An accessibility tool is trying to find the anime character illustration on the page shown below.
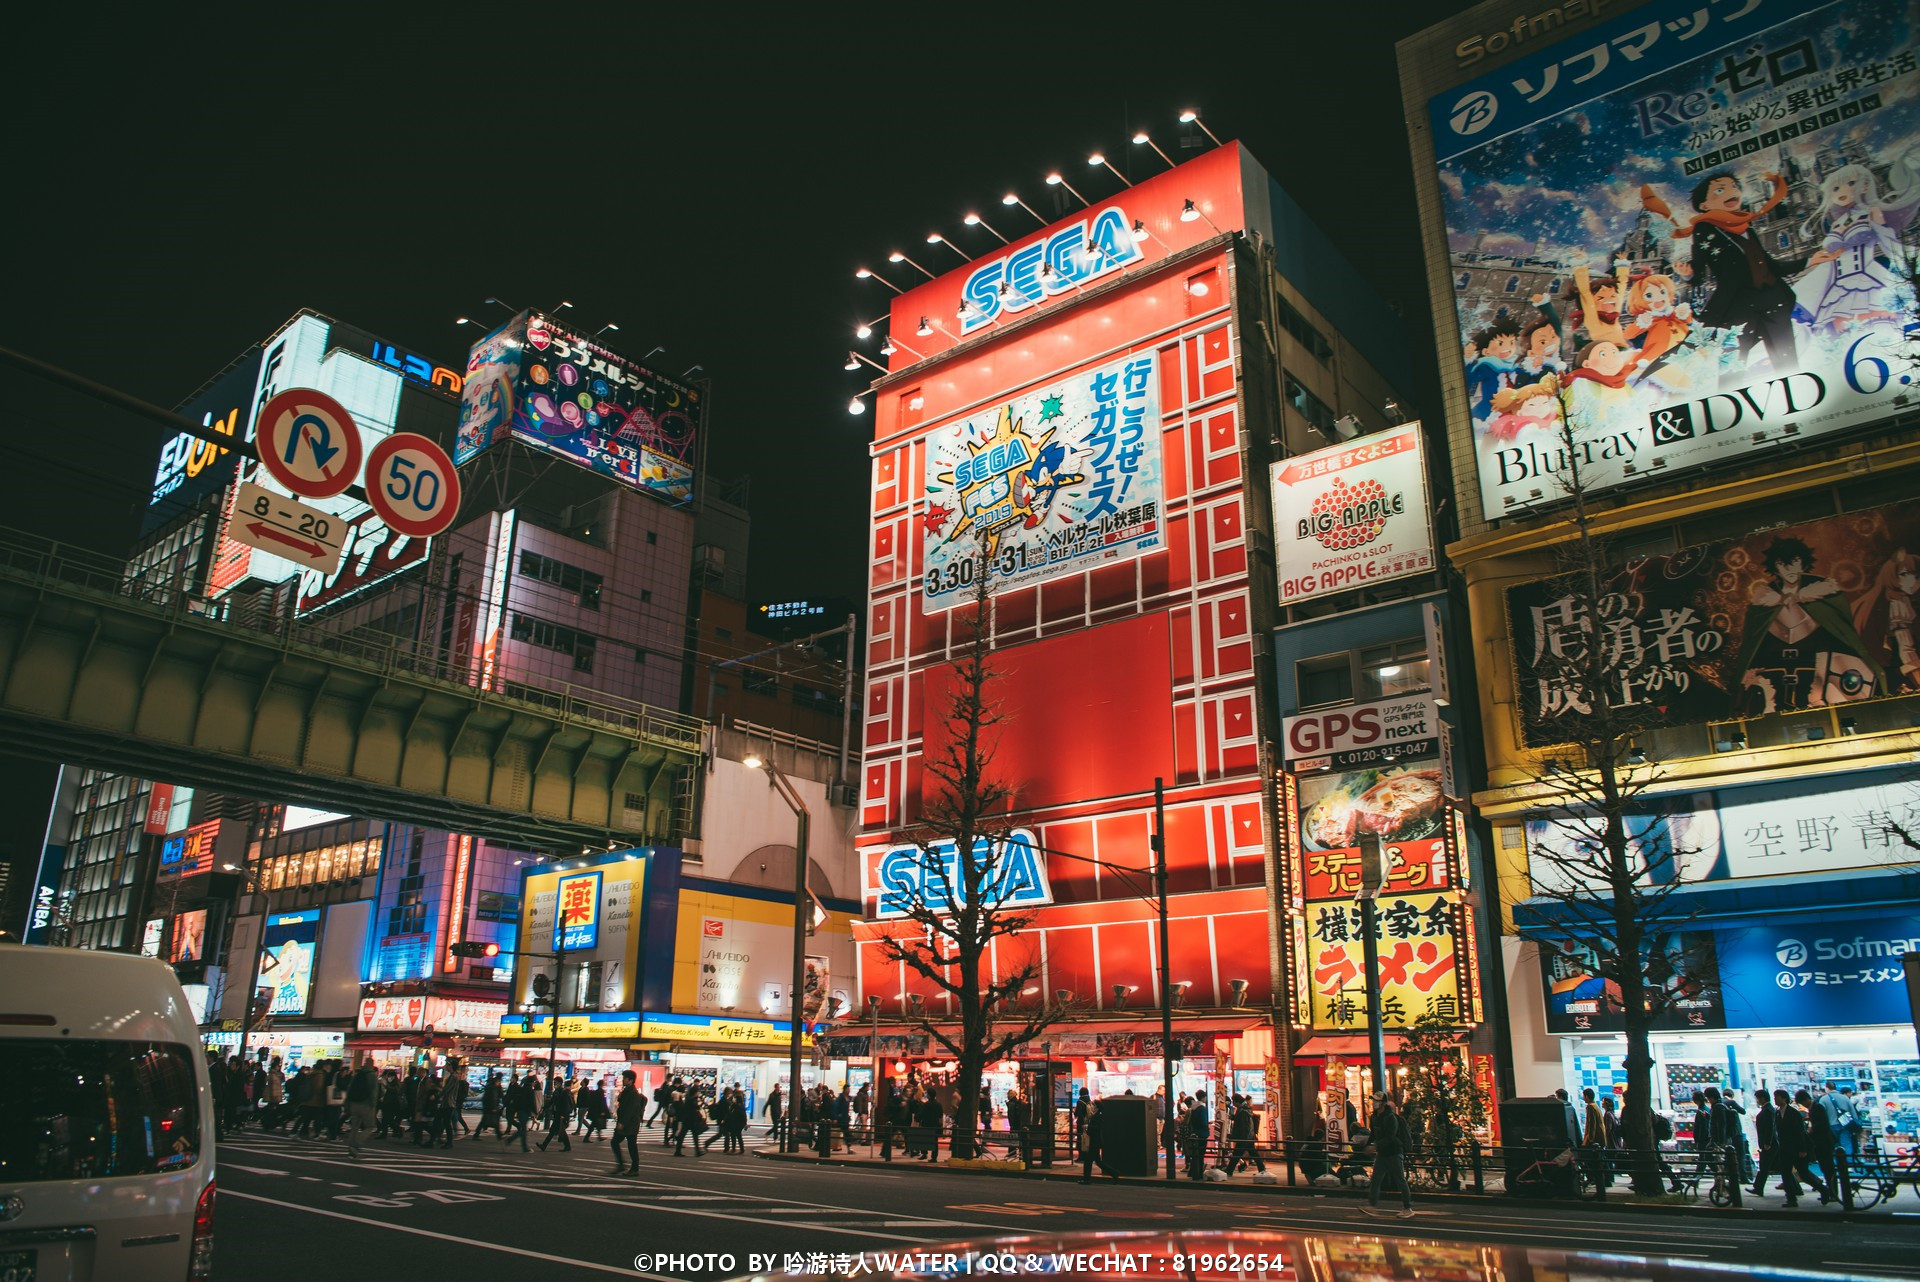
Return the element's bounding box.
[1624,273,1693,364]
[1465,319,1522,420]
[1794,160,1920,335]
[1485,373,1562,442]
[1569,259,1631,346]
[1518,314,1565,378]
[1735,536,1885,716]
[1642,171,1837,380]
[456,362,516,459]
[1562,339,1646,422]
[1015,439,1084,528]
[1852,547,1920,695]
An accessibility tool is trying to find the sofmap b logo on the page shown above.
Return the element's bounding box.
[1450,90,1498,136]
[1775,938,1808,968]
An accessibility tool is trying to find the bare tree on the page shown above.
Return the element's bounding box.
[1504,385,1717,1194]
[873,539,1062,1160]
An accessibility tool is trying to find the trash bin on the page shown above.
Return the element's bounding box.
[1097,1096,1162,1178]
[1498,1097,1582,1197]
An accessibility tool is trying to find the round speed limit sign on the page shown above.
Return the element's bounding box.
[364,433,462,538]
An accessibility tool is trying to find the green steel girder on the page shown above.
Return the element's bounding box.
[0,552,702,851]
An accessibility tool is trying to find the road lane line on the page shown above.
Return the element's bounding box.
[220,1144,1031,1240]
[223,1190,669,1277]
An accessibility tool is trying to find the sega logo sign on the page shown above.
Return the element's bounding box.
[873,828,1053,920]
[1282,694,1439,763]
[959,206,1142,333]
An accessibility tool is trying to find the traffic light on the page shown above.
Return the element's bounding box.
[450,941,500,959]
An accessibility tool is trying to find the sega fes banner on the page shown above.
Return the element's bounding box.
[1428,0,1920,515]
[1272,424,1434,605]
[921,351,1162,612]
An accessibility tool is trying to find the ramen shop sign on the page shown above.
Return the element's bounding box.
[1283,694,1440,769]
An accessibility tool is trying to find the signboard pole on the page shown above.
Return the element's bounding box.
[1356,834,1390,1107]
[1154,777,1176,1183]
[547,934,567,1091]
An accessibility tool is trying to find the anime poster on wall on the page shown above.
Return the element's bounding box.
[1428,0,1920,516]
[1507,497,1920,744]
[920,351,1162,612]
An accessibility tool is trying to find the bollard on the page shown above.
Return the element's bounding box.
[1725,1145,1743,1208]
[1835,1148,1852,1214]
[1288,1140,1297,1186]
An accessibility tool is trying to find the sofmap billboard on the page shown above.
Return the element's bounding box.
[1716,908,1920,1027]
[455,312,699,503]
[1429,0,1920,515]
[1271,424,1436,606]
[1507,497,1920,745]
[920,351,1162,612]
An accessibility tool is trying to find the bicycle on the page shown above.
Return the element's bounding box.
[1508,1147,1586,1198]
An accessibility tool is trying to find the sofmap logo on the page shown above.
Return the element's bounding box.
[1450,90,1498,137]
[1775,938,1808,968]
[959,206,1142,333]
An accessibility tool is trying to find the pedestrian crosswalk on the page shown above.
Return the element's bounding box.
[219,1137,1030,1242]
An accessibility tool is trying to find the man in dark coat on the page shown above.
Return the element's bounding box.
[1079,1099,1118,1183]
[610,1070,642,1175]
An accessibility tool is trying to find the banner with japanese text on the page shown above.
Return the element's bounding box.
[1428,0,1920,515]
[920,350,1162,612]
[1507,497,1920,745]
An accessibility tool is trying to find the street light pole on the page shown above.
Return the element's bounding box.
[547,935,568,1092]
[1356,834,1389,1104]
[747,751,811,1154]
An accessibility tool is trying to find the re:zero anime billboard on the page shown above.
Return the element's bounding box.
[1429,0,1920,516]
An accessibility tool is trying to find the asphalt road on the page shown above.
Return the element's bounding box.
[213,1128,1920,1280]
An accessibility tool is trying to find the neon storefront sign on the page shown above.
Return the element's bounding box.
[958,206,1142,333]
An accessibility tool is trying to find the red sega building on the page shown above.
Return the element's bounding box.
[851,141,1414,1133]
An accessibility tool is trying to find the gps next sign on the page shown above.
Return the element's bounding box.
[872,829,1053,920]
[1283,695,1442,770]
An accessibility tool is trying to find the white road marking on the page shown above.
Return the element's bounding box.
[222,1163,289,1175]
[223,1189,669,1278]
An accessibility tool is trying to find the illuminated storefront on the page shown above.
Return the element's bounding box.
[850,140,1419,1137]
[1399,0,1920,1113]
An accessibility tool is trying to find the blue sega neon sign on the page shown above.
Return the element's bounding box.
[874,828,1053,920]
[959,206,1143,333]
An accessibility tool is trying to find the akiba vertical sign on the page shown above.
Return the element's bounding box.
[1271,424,1435,606]
[1429,0,1920,514]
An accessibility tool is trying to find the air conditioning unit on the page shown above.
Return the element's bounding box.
[826,783,859,808]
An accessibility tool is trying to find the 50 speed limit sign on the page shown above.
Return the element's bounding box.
[364,433,462,538]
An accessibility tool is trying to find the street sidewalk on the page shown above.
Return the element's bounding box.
[751,1142,1915,1221]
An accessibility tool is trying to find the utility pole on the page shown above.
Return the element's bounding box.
[1356,833,1389,1104]
[1154,777,1175,1183]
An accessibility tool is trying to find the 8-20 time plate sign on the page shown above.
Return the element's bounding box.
[920,350,1162,612]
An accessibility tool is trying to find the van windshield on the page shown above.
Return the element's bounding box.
[0,1039,202,1182]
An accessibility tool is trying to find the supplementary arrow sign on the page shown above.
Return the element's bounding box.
[244,521,328,559]
[294,412,340,469]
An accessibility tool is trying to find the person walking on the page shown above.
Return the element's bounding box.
[580,1077,609,1141]
[610,1069,643,1176]
[322,1062,346,1139]
[344,1060,378,1159]
[1183,1091,1211,1180]
[662,1077,686,1147]
[1750,1088,1779,1195]
[764,1084,785,1145]
[473,1072,504,1140]
[1584,1088,1612,1190]
[1368,1092,1414,1217]
[648,1077,673,1129]
[264,1057,287,1132]
[1225,1094,1266,1175]
[1079,1098,1118,1182]
[289,1065,318,1139]
[538,1076,574,1152]
[674,1086,709,1157]
[881,1087,909,1162]
[1799,1089,1837,1203]
[1772,1088,1820,1207]
[1005,1089,1031,1162]
[914,1088,944,1162]
[502,1073,535,1152]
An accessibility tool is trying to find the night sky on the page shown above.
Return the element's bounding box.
[0,5,1472,897]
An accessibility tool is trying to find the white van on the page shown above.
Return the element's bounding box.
[0,943,216,1281]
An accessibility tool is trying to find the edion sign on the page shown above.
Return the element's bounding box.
[1283,694,1440,763]
[959,206,1143,333]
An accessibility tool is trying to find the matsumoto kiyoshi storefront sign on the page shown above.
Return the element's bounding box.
[921,351,1162,612]
[1508,496,1920,745]
[1271,424,1436,606]
[1428,0,1920,514]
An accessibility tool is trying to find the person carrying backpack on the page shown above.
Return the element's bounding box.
[1367,1092,1414,1216]
[344,1060,378,1159]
